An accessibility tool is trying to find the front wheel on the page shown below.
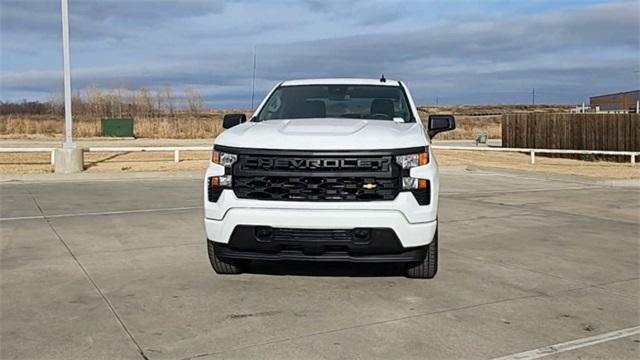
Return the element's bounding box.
[207,240,247,274]
[406,229,438,279]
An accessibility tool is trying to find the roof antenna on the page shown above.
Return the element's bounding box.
[380,74,386,83]
[250,45,257,109]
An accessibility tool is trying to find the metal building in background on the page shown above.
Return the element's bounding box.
[589,90,640,113]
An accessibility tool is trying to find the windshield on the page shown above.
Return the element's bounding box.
[256,85,414,122]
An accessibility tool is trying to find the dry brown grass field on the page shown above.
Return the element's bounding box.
[0,110,248,139]
[0,105,572,140]
[415,104,572,140]
[416,104,572,115]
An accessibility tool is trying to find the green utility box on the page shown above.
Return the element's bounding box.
[101,117,134,137]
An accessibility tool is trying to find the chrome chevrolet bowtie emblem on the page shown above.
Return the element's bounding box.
[362,183,377,190]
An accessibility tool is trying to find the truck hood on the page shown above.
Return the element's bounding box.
[214,118,428,150]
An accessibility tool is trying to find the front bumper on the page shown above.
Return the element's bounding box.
[204,205,437,248]
[209,224,432,262]
[212,242,428,263]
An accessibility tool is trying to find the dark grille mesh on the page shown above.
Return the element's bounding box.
[234,176,398,201]
[233,154,401,202]
[271,228,353,242]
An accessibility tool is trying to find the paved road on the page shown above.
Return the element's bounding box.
[1,167,638,359]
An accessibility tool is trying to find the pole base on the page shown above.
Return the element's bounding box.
[54,148,84,173]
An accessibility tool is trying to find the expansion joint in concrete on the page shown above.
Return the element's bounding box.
[25,186,149,360]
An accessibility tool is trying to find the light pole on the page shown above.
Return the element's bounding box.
[55,0,84,172]
[61,0,73,148]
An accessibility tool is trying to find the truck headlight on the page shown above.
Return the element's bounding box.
[396,149,429,190]
[395,149,430,205]
[395,151,428,170]
[211,150,237,167]
[402,177,428,190]
[209,150,237,202]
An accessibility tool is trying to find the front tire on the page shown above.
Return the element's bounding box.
[207,240,246,274]
[406,229,438,279]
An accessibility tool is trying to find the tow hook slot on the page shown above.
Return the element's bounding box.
[255,226,273,241]
[352,228,371,243]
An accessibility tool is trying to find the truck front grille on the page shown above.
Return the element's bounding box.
[232,153,401,202]
[234,176,399,201]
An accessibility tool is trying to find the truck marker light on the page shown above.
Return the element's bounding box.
[209,176,233,187]
[402,177,428,190]
[419,151,429,165]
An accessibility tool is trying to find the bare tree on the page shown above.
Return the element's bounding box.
[8,85,211,119]
[124,88,138,116]
[115,87,123,117]
[86,86,106,116]
[165,86,175,116]
[156,86,174,116]
[47,91,64,115]
[155,88,163,115]
[138,87,154,116]
[185,87,204,115]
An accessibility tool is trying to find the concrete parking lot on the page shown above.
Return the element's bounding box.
[1,167,638,359]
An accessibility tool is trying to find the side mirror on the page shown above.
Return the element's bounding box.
[427,114,456,138]
[223,113,247,129]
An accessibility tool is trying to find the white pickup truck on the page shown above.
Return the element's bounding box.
[203,78,455,278]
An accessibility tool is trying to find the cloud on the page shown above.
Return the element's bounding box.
[0,0,226,41]
[295,0,403,25]
[249,0,639,102]
[264,1,637,64]
[1,0,638,105]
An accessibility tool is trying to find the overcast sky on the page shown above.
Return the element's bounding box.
[1,0,638,107]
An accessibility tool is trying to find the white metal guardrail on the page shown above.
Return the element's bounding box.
[1,146,638,166]
[0,148,58,165]
[85,146,211,163]
[431,146,639,165]
[0,146,211,165]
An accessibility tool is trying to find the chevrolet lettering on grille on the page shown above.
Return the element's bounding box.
[243,157,390,171]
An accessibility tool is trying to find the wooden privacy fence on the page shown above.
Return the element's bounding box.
[502,113,640,151]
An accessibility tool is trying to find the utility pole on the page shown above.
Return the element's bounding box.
[435,96,439,105]
[532,88,535,105]
[56,0,83,173]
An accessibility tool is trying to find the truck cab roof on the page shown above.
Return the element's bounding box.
[280,78,401,87]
